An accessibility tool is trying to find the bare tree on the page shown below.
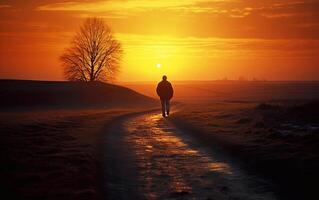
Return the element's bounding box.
[60,17,122,82]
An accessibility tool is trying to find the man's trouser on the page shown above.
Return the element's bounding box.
[161,99,170,116]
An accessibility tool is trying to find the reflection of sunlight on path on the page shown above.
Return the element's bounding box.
[148,114,232,175]
[123,113,274,199]
[126,114,192,199]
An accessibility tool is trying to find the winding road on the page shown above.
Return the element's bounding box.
[103,112,277,200]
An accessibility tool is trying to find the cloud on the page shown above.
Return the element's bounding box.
[0,4,11,9]
[33,0,255,21]
[36,0,236,14]
[258,1,319,18]
[260,13,297,18]
[35,0,319,21]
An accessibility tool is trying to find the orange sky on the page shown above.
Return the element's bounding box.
[1,0,319,81]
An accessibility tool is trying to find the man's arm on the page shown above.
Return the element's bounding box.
[156,83,160,96]
[169,83,174,99]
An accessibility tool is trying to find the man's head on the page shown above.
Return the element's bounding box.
[162,75,167,81]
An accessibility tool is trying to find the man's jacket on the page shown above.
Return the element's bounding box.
[156,80,173,100]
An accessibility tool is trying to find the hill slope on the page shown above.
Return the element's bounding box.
[0,80,156,110]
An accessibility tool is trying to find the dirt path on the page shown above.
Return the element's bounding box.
[102,112,277,200]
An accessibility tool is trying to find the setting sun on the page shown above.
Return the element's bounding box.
[156,63,161,69]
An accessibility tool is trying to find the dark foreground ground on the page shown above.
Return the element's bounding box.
[171,101,319,200]
[2,101,318,199]
[0,109,150,199]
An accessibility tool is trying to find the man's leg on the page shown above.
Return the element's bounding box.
[166,100,170,116]
[161,100,166,117]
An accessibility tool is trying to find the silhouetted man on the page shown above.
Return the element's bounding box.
[156,75,174,117]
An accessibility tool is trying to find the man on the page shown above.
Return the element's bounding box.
[156,75,174,117]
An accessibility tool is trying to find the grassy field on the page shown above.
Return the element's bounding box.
[171,101,319,199]
[0,109,145,199]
